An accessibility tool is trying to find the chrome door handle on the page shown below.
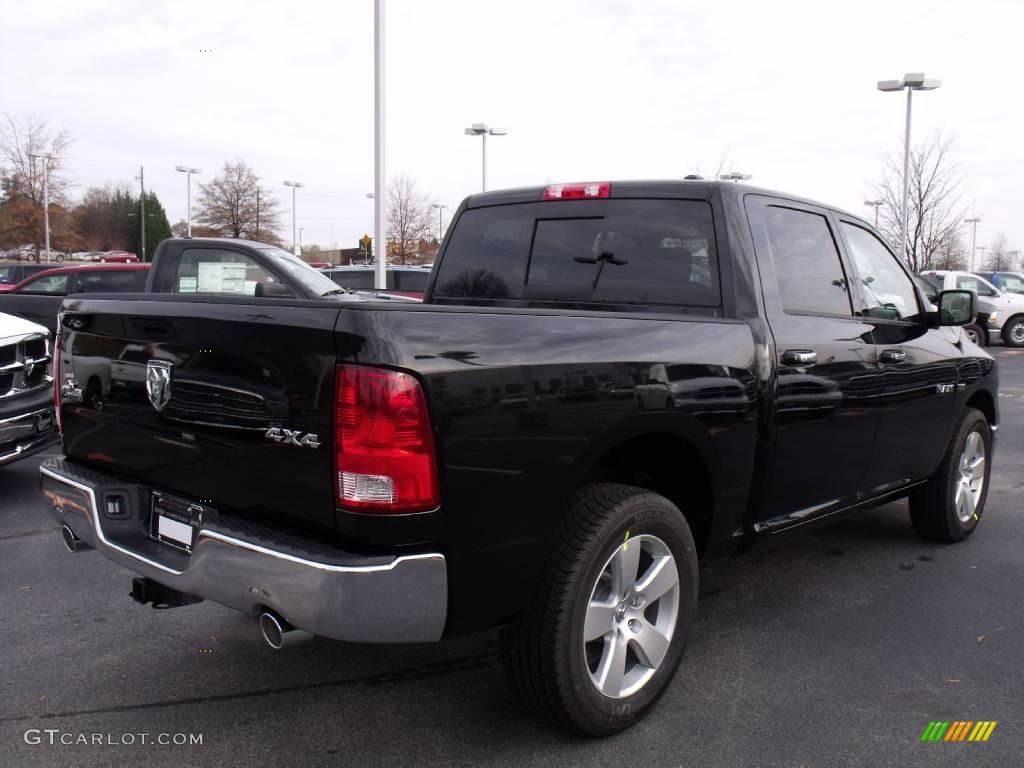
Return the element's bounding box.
[879,350,906,363]
[782,350,817,365]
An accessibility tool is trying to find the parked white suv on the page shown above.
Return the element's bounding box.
[920,270,1024,347]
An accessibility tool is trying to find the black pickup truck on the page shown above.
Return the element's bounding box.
[39,181,998,735]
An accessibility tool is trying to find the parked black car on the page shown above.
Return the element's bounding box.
[40,181,997,735]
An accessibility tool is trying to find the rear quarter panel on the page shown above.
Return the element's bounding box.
[336,304,759,632]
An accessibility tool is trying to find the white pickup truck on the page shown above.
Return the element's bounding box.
[0,311,57,466]
[920,270,1024,347]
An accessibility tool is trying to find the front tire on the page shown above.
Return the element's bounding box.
[963,323,985,346]
[909,407,992,542]
[501,483,699,736]
[1002,316,1024,348]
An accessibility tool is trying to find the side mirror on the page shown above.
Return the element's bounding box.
[936,290,976,326]
[254,281,294,298]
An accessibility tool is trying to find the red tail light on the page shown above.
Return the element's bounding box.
[52,333,62,433]
[334,364,439,513]
[542,182,611,200]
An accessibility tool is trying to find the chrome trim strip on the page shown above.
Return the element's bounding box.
[0,406,54,425]
[39,465,440,576]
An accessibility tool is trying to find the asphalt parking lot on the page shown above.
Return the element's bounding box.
[1,348,1022,768]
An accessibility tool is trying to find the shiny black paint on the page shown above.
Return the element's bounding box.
[52,181,999,637]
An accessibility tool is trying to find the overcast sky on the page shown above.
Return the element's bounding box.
[2,0,1021,256]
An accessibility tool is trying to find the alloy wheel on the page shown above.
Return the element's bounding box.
[583,533,680,699]
[955,430,986,523]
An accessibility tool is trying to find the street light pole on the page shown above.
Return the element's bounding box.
[877,73,941,264]
[431,203,447,243]
[283,181,305,255]
[464,123,507,192]
[374,0,387,290]
[864,199,884,228]
[965,216,981,272]
[175,165,202,236]
[976,247,986,271]
[28,153,53,261]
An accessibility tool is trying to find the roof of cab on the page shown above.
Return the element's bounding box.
[463,180,874,231]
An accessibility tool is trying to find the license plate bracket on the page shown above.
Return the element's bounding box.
[150,492,203,553]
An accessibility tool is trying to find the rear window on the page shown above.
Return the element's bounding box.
[329,270,376,290]
[75,269,145,293]
[433,199,719,307]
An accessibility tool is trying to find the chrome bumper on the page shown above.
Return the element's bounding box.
[0,406,58,466]
[38,457,447,643]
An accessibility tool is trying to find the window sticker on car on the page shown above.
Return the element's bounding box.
[178,276,198,293]
[197,262,247,294]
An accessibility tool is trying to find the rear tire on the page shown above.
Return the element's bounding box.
[501,483,698,736]
[1001,316,1024,348]
[909,407,991,542]
[963,324,985,346]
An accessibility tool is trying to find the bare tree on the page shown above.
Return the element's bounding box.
[872,132,968,272]
[386,175,433,264]
[0,113,72,206]
[931,235,968,272]
[983,233,1012,272]
[193,159,282,242]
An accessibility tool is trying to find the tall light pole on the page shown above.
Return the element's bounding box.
[965,216,981,272]
[719,172,751,183]
[877,73,941,263]
[374,0,387,289]
[975,247,986,272]
[283,180,304,255]
[432,203,447,243]
[28,153,53,260]
[864,199,884,228]
[464,123,507,192]
[175,165,202,237]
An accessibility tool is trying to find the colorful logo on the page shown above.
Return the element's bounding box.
[921,721,997,742]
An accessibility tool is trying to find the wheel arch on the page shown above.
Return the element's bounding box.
[564,413,719,558]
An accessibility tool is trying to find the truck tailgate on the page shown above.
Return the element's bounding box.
[57,297,341,531]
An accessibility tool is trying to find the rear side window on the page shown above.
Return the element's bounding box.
[19,272,69,295]
[434,199,719,307]
[759,206,852,316]
[75,269,144,293]
[330,270,375,290]
[392,270,429,292]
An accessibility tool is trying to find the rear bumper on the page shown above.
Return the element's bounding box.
[0,387,58,466]
[38,457,447,643]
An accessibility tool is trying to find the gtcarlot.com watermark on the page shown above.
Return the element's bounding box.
[24,729,202,747]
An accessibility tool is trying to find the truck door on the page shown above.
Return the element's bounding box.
[835,217,958,491]
[745,197,879,529]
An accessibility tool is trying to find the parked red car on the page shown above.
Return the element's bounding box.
[0,263,149,332]
[91,251,139,263]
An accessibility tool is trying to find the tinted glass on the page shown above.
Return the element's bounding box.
[434,199,719,306]
[329,270,375,290]
[75,269,143,293]
[761,206,851,316]
[392,270,430,291]
[841,223,921,320]
[20,273,68,294]
[998,274,1024,293]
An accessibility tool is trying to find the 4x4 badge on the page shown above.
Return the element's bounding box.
[146,360,173,411]
[265,427,320,449]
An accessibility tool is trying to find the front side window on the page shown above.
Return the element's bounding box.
[174,249,274,296]
[759,206,852,316]
[19,273,68,294]
[956,275,997,297]
[841,223,921,321]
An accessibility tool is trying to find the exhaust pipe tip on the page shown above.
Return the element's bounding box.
[61,524,89,553]
[259,611,313,650]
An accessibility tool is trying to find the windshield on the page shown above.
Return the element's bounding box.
[257,247,345,296]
